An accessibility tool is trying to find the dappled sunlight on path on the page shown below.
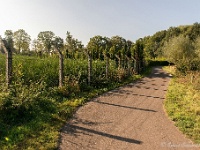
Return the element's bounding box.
[59,66,199,150]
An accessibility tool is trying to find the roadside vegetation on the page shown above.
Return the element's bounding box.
[162,26,200,144]
[0,54,147,149]
[164,66,200,144]
[1,22,200,149]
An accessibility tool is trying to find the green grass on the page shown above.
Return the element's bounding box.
[164,66,200,144]
[0,54,148,149]
[0,77,143,150]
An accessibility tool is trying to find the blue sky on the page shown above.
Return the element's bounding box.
[1,0,200,45]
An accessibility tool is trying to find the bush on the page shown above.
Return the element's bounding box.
[163,35,198,73]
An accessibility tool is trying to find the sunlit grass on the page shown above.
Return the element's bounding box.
[0,54,147,149]
[164,66,200,144]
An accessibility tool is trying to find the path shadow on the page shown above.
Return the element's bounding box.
[94,101,157,112]
[137,94,165,100]
[103,89,166,100]
[103,67,171,97]
[72,117,113,126]
[147,66,172,79]
[63,124,142,145]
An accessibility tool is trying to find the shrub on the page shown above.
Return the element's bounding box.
[163,35,198,73]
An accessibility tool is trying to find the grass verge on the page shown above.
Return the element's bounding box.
[163,66,200,144]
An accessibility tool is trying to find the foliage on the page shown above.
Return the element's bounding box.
[37,31,55,53]
[0,64,59,149]
[13,29,31,53]
[163,35,199,73]
[2,31,14,53]
[0,53,145,149]
[110,36,127,63]
[1,22,200,149]
[164,71,200,144]
[65,31,84,59]
[143,30,167,59]
[87,35,106,60]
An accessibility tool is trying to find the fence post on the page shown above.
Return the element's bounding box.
[57,49,64,87]
[115,54,121,69]
[126,56,131,76]
[88,54,92,85]
[104,54,109,79]
[0,37,13,89]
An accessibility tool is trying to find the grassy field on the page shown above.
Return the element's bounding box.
[163,66,200,144]
[0,54,144,149]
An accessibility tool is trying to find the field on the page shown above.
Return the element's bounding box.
[0,53,142,149]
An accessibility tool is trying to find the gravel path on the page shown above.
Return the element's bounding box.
[59,66,200,150]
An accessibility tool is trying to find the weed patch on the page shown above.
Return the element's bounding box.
[164,67,200,144]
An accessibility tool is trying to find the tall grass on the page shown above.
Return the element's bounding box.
[0,54,137,149]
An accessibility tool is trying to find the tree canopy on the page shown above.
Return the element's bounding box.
[1,22,200,73]
[13,29,31,53]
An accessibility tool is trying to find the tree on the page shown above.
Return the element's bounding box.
[1,30,13,53]
[144,38,158,59]
[4,30,13,41]
[131,38,144,74]
[37,31,55,53]
[110,36,126,68]
[125,40,133,74]
[31,39,45,57]
[86,36,105,85]
[163,35,197,73]
[193,37,200,70]
[87,36,113,79]
[165,26,181,40]
[31,39,38,52]
[187,22,200,41]
[143,30,167,59]
[13,29,31,53]
[102,37,111,79]
[65,31,84,59]
[87,35,105,60]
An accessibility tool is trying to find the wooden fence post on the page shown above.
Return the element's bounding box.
[57,49,64,87]
[103,53,110,79]
[0,37,13,89]
[115,54,121,69]
[105,56,109,79]
[88,54,92,85]
[126,56,131,76]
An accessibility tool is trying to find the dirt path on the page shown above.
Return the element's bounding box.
[59,66,200,150]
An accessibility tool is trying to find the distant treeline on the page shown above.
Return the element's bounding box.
[1,22,200,73]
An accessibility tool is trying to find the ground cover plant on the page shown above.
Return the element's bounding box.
[0,54,144,149]
[164,66,200,144]
[1,22,200,149]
